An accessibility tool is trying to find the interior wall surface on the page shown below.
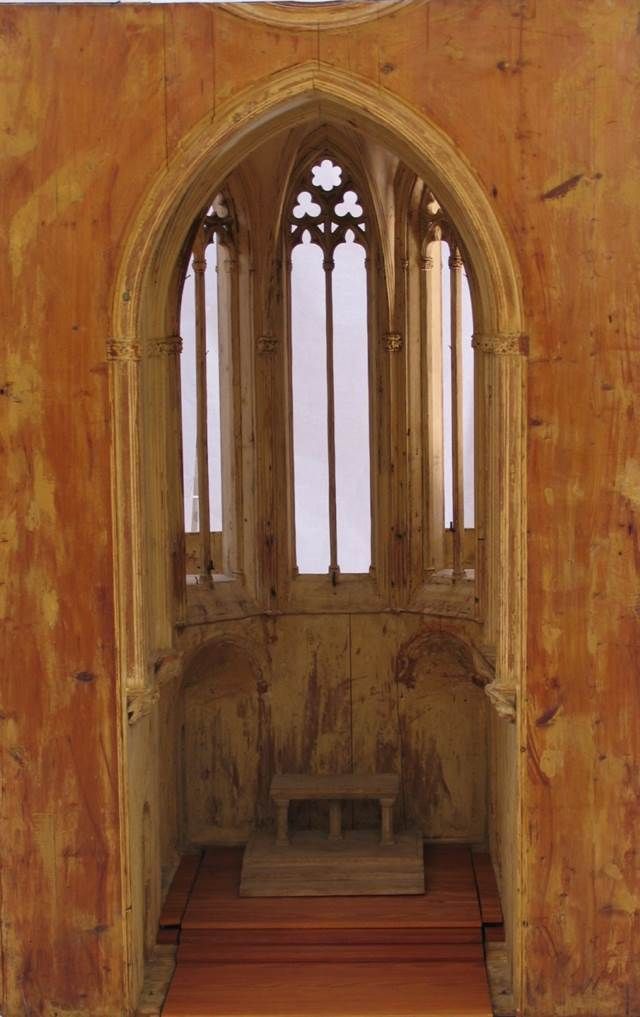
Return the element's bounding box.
[1,4,638,1017]
[179,616,488,847]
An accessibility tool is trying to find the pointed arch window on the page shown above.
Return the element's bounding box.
[180,193,236,583]
[419,192,475,580]
[286,158,372,581]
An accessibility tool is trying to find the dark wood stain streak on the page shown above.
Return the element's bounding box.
[535,703,562,727]
[541,174,583,200]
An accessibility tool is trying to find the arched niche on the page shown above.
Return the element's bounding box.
[180,639,272,845]
[110,60,525,700]
[109,61,526,1008]
[395,630,493,841]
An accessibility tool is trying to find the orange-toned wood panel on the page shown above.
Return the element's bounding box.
[183,845,480,932]
[472,852,504,927]
[164,961,493,1017]
[519,4,640,1015]
[2,3,638,1015]
[159,853,202,929]
[1,4,165,1014]
[164,4,216,154]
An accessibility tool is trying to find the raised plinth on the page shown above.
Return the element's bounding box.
[239,828,425,897]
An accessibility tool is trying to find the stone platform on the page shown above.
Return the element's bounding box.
[239,828,425,897]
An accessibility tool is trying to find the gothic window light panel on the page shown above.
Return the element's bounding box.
[180,193,234,582]
[287,157,371,580]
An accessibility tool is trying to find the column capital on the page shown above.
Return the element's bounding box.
[383,331,403,352]
[257,334,278,354]
[127,685,159,726]
[472,332,528,356]
[147,335,183,357]
[485,680,516,723]
[107,335,182,360]
[107,337,142,361]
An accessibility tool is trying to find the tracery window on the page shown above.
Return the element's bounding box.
[180,194,235,583]
[419,193,475,580]
[286,158,371,581]
[176,148,478,607]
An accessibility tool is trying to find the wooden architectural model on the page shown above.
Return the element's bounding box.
[239,773,426,896]
[1,2,638,1016]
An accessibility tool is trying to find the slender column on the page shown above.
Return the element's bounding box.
[275,800,290,846]
[472,331,527,724]
[193,233,213,582]
[324,255,339,584]
[380,798,395,846]
[449,246,465,579]
[328,801,342,841]
[423,245,445,574]
[107,338,148,690]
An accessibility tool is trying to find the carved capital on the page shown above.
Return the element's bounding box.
[485,680,516,722]
[148,335,183,357]
[152,648,184,686]
[383,332,403,352]
[127,686,159,726]
[472,332,528,356]
[257,335,278,354]
[108,336,183,360]
[107,338,141,361]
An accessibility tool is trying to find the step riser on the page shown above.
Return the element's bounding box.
[178,943,485,965]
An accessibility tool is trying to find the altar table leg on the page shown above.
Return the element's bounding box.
[380,797,395,846]
[276,800,289,846]
[329,800,342,841]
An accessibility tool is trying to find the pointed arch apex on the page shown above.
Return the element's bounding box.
[111,62,523,344]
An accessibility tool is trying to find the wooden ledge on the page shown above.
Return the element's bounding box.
[271,773,399,801]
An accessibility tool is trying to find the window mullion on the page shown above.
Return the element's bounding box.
[323,249,339,584]
[449,244,465,579]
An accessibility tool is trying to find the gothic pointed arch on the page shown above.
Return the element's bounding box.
[109,62,527,1009]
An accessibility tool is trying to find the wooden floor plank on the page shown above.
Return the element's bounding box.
[161,844,494,1017]
[163,960,493,1017]
[183,846,481,931]
[471,852,504,927]
[178,940,485,965]
[159,854,203,928]
[178,926,482,949]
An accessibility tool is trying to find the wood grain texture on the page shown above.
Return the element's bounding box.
[159,854,202,928]
[180,615,487,847]
[183,845,479,932]
[163,961,493,1017]
[164,844,490,1015]
[239,830,424,897]
[1,5,165,1012]
[270,772,400,799]
[2,3,638,1016]
[471,852,504,927]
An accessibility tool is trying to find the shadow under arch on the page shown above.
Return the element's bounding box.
[110,60,526,1011]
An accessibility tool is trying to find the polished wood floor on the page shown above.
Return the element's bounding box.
[160,845,502,1017]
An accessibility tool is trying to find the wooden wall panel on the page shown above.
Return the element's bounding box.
[1,6,164,1014]
[184,640,263,843]
[520,6,640,1014]
[163,5,216,156]
[2,3,638,1015]
[395,626,487,842]
[350,615,402,829]
[179,615,487,846]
